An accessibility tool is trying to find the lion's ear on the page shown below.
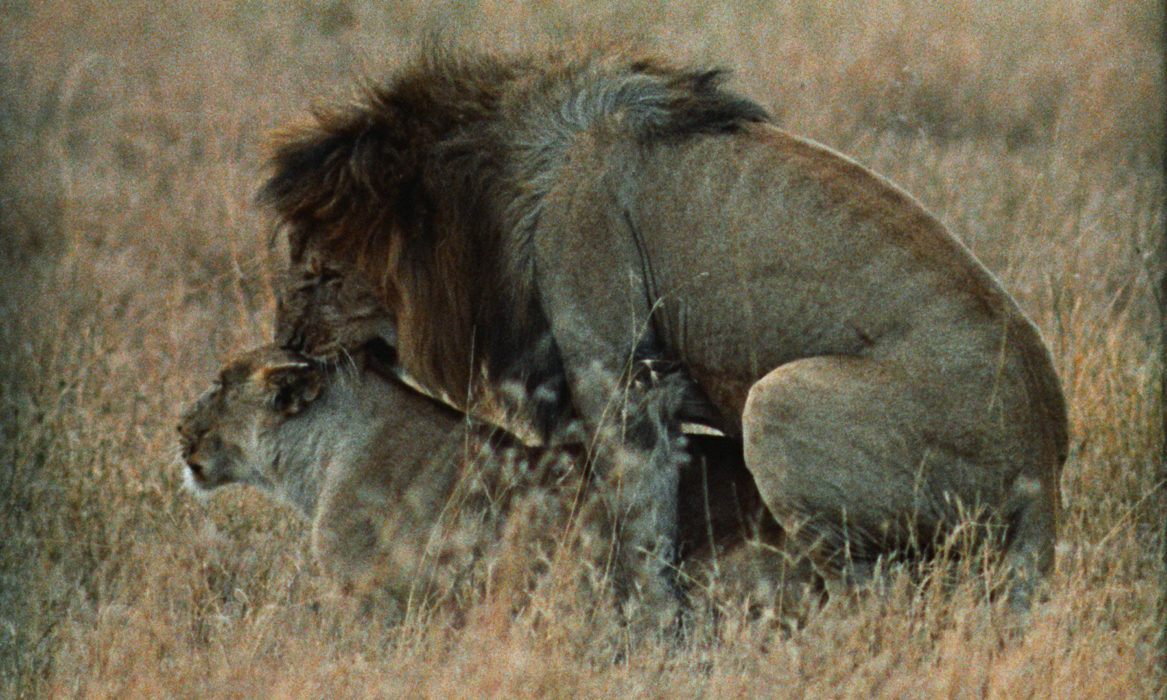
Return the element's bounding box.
[255,362,323,416]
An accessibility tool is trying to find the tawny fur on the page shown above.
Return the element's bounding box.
[260,46,1068,609]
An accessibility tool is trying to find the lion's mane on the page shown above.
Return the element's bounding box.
[259,47,768,436]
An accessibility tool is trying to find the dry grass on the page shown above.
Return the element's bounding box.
[1,0,1163,696]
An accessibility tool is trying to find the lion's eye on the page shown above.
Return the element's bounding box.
[292,277,317,293]
[291,267,341,291]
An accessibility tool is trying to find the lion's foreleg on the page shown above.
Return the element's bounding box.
[531,168,694,632]
[571,362,691,632]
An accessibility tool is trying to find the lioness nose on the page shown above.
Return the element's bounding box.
[185,456,207,483]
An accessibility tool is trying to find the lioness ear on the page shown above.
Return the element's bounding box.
[255,362,323,416]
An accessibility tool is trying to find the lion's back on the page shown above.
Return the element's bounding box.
[537,119,1067,471]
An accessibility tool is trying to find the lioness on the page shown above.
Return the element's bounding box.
[262,48,1068,613]
[177,345,783,610]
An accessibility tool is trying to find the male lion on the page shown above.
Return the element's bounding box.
[261,47,1068,615]
[177,344,784,612]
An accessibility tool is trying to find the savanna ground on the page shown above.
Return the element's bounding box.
[1,1,1163,696]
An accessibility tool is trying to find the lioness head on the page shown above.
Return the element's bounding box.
[176,343,578,604]
[177,346,324,495]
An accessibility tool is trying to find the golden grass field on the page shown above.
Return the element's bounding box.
[1,0,1163,696]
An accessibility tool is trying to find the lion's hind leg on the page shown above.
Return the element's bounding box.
[740,355,1055,603]
[996,471,1057,609]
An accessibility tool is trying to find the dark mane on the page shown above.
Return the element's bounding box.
[258,46,770,434]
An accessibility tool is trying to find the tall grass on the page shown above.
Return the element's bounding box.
[1,0,1162,696]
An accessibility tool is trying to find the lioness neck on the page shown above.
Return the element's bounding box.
[270,370,392,516]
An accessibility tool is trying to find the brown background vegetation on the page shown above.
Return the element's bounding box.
[0,0,1163,696]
